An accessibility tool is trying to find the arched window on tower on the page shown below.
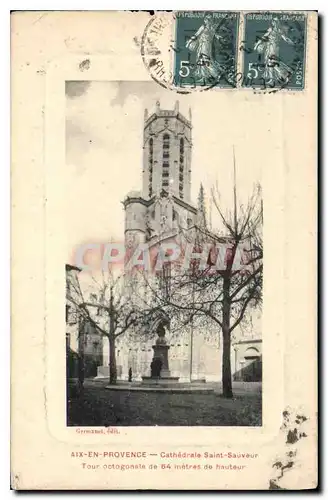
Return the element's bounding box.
[149,138,153,197]
[163,133,170,159]
[163,134,170,149]
[162,134,170,189]
[179,138,184,199]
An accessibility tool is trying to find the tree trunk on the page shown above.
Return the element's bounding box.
[222,325,233,398]
[109,335,117,385]
[221,276,233,398]
[108,286,117,385]
[78,324,85,390]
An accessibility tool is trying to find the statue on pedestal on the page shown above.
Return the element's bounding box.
[142,320,179,384]
[150,324,171,378]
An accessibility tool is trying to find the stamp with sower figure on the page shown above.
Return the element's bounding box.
[173,12,240,89]
[241,12,307,90]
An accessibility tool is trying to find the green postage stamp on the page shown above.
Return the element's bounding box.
[241,12,307,90]
[173,11,240,89]
[171,11,307,90]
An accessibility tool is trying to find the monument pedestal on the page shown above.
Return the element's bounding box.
[141,323,179,385]
[152,343,171,377]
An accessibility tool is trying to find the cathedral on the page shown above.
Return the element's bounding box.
[66,102,262,383]
[99,102,262,382]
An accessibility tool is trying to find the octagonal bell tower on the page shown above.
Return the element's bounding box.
[123,102,197,247]
[142,101,192,204]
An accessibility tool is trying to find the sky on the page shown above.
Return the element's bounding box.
[65,80,263,260]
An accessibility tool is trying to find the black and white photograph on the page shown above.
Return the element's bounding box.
[65,81,263,427]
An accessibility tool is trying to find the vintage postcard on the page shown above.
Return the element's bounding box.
[11,10,317,490]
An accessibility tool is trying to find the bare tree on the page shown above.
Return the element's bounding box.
[67,270,141,385]
[208,181,263,398]
[135,181,263,398]
[67,175,262,394]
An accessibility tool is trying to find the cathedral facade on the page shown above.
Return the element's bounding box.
[66,103,262,383]
[109,102,262,382]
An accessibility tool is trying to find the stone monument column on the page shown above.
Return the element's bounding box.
[152,324,171,377]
